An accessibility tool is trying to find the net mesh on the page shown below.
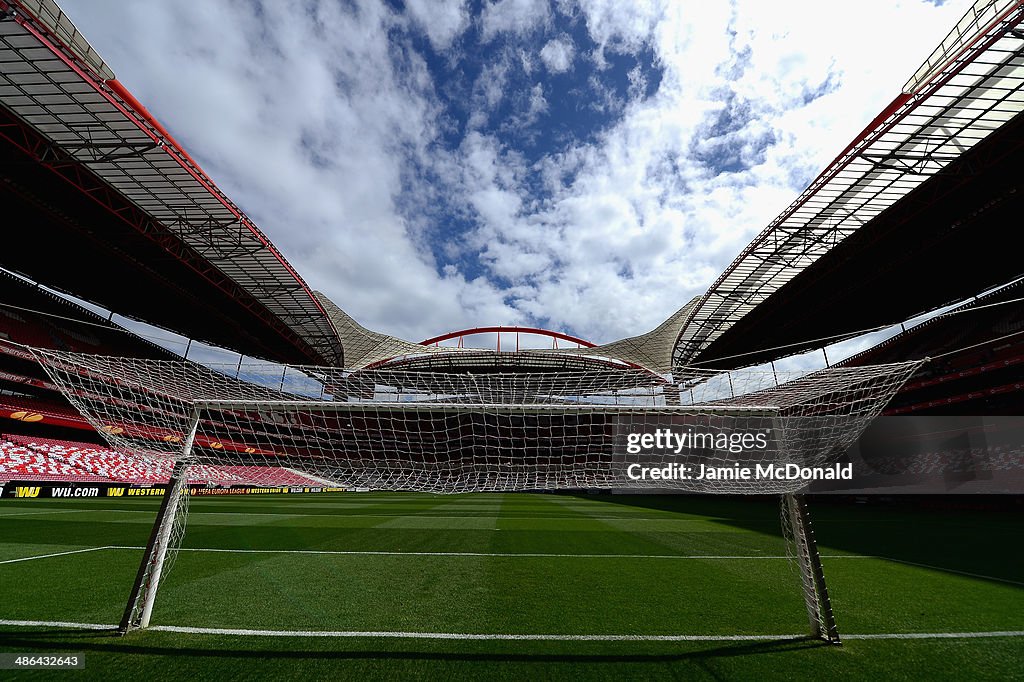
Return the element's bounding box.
[781,493,829,639]
[119,460,190,632]
[30,350,923,494]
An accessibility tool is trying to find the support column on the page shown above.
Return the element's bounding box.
[119,411,199,634]
[782,493,841,644]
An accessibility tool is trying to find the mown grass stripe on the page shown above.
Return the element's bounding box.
[876,556,1024,587]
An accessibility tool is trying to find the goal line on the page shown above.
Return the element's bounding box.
[1,619,1022,642]
[0,544,875,562]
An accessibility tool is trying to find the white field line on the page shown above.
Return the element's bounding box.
[105,546,870,560]
[0,543,870,563]
[179,512,711,521]
[1,502,722,521]
[151,627,806,641]
[843,631,1024,640]
[147,627,1024,641]
[0,619,111,630]
[0,546,114,565]
[2,620,1022,641]
[0,508,153,516]
[9,545,1016,588]
[2,544,1018,588]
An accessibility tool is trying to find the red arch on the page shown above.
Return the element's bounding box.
[420,326,595,350]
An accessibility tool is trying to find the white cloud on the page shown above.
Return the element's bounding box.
[481,0,552,41]
[468,55,513,129]
[504,82,548,131]
[55,0,976,348]
[577,0,663,63]
[405,0,470,51]
[58,0,516,342]
[539,36,575,73]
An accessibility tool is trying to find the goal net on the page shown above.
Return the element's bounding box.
[27,349,921,638]
[29,350,922,496]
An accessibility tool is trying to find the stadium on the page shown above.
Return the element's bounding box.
[0,0,1022,678]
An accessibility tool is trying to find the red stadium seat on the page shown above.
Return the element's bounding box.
[0,434,325,486]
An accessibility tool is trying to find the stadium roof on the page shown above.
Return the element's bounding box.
[673,0,1024,368]
[314,287,702,374]
[314,292,455,369]
[0,269,175,361]
[838,278,1024,368]
[4,0,1020,377]
[0,0,343,366]
[835,278,1024,414]
[569,300,698,373]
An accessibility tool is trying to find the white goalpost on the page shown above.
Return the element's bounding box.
[28,348,924,641]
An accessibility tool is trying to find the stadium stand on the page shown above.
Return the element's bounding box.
[0,433,325,486]
[0,437,108,482]
[0,394,95,430]
[0,269,179,435]
[860,446,1024,476]
[0,0,1020,500]
[0,269,174,358]
[840,280,1024,414]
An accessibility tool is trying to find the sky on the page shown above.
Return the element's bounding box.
[59,0,973,352]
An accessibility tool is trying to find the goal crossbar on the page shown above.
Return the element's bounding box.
[193,399,779,413]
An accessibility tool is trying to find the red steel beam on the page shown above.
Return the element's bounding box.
[420,326,595,348]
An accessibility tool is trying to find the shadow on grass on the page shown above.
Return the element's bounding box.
[569,493,1024,589]
[0,628,832,663]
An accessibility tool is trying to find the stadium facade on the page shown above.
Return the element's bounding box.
[0,0,1022,464]
[1,0,1022,644]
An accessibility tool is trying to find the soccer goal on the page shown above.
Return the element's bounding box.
[29,348,922,643]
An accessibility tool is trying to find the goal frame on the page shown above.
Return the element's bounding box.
[118,400,843,643]
[782,492,841,644]
[119,410,199,634]
[27,348,924,643]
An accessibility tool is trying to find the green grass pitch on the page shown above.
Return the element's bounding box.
[0,492,1021,680]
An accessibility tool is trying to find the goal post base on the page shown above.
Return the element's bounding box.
[118,415,198,634]
[782,493,841,645]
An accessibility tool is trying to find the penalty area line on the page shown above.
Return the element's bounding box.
[0,509,113,518]
[0,546,115,566]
